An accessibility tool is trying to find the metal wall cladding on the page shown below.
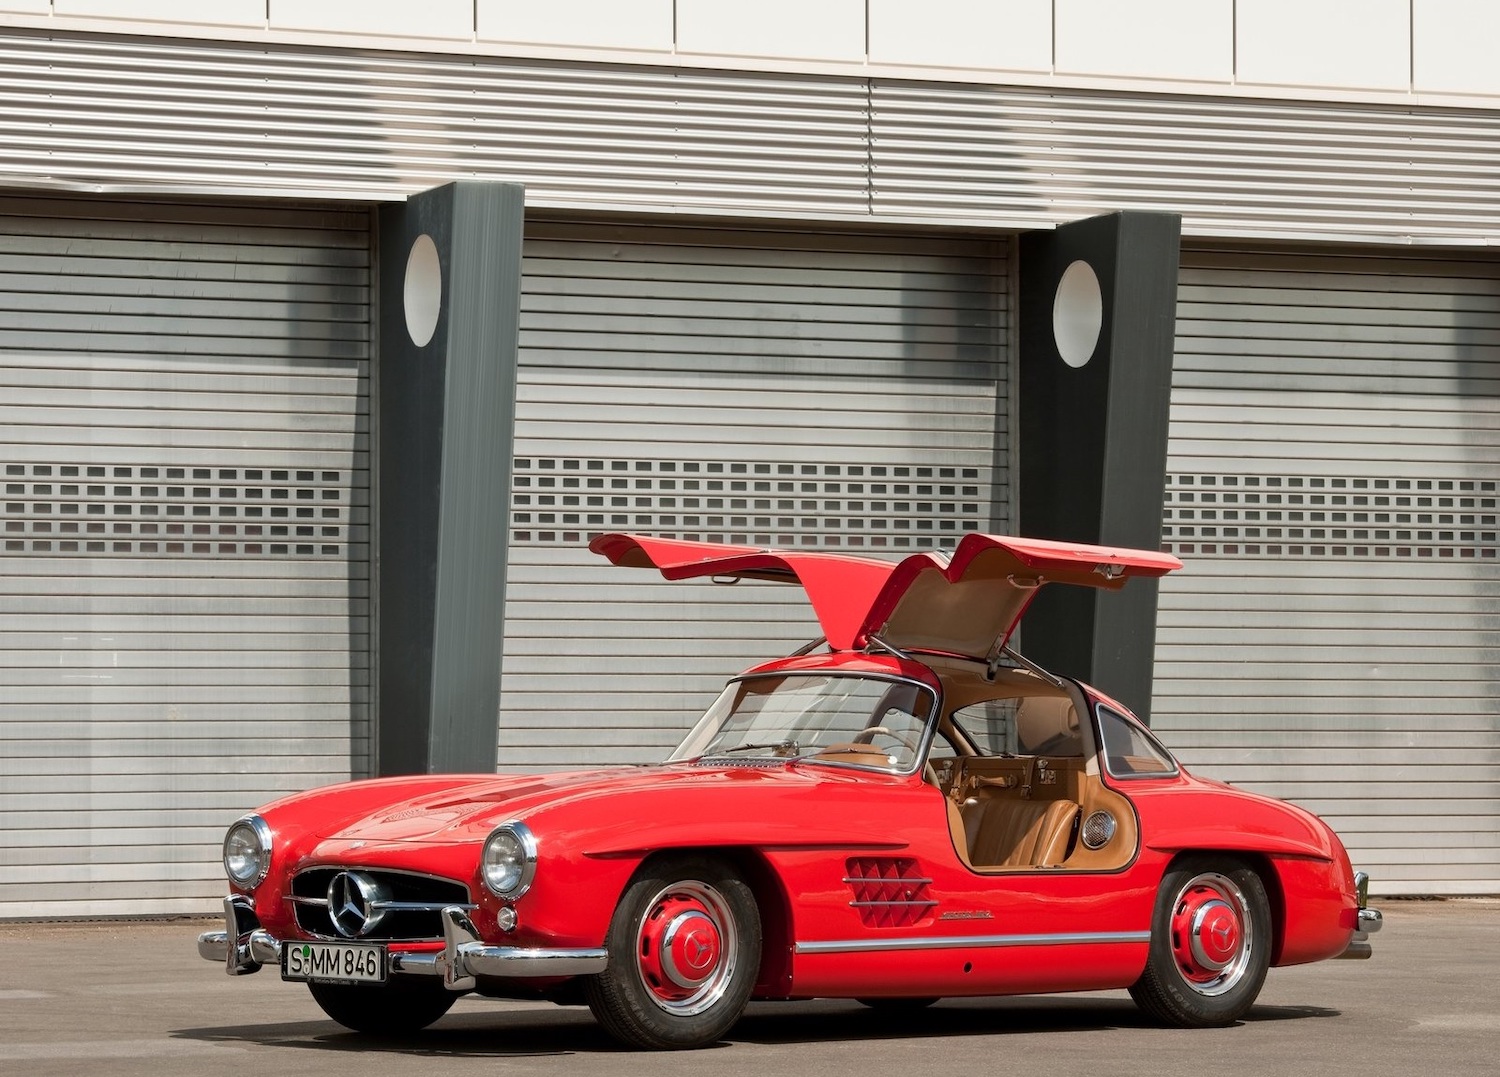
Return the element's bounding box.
[0,194,371,917]
[6,30,1500,244]
[868,82,1500,243]
[0,30,869,215]
[500,220,1009,770]
[1153,243,1500,896]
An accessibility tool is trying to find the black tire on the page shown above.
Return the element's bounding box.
[1129,855,1272,1027]
[307,977,457,1034]
[585,855,762,1050]
[856,997,939,1011]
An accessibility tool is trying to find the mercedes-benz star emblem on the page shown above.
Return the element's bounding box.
[326,870,389,938]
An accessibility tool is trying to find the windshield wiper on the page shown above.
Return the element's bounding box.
[711,739,801,757]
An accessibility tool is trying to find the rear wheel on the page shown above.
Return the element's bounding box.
[585,855,761,1050]
[1129,855,1271,1027]
[307,977,457,1034]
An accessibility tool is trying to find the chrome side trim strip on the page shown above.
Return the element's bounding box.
[795,929,1151,956]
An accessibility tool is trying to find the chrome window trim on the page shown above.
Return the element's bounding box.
[1093,704,1181,781]
[691,670,941,779]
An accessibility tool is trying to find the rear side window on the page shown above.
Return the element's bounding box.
[1096,706,1178,778]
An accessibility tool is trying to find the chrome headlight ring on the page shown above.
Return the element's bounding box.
[222,814,273,890]
[481,821,538,900]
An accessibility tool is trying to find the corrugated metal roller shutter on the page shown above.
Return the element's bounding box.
[1154,244,1500,896]
[0,195,371,917]
[500,221,1008,770]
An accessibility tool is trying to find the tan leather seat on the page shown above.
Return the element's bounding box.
[966,797,1080,869]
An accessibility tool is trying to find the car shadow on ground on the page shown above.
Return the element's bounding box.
[730,997,1340,1045]
[172,997,1341,1056]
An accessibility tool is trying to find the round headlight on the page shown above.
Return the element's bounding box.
[481,822,537,899]
[223,815,272,889]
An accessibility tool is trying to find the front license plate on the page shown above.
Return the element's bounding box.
[282,941,386,984]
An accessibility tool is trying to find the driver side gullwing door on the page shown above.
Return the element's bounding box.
[590,532,1181,657]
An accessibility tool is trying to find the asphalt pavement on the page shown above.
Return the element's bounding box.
[1,899,1495,1077]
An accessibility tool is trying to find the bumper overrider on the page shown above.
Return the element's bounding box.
[1337,870,1383,959]
[197,896,608,990]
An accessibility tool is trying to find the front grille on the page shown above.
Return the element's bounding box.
[289,867,472,941]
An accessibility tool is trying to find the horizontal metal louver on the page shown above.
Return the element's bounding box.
[3,30,1500,242]
[0,31,867,215]
[1153,243,1500,896]
[0,194,371,918]
[869,83,1500,242]
[498,220,1008,770]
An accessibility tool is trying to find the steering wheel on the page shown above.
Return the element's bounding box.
[852,725,921,755]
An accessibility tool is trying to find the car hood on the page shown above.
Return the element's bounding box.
[591,531,1181,657]
[315,763,837,845]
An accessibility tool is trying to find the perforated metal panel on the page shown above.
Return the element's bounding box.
[499,221,1009,770]
[0,195,371,917]
[1154,244,1500,896]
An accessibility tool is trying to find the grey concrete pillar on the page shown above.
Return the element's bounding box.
[375,182,524,774]
[1017,211,1182,721]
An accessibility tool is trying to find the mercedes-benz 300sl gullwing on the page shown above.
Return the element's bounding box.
[198,532,1381,1050]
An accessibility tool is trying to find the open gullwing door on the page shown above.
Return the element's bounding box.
[589,532,1181,659]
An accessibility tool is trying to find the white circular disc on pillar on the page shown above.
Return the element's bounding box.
[404,233,442,348]
[1052,259,1103,368]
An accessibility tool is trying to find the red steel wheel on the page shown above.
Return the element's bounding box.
[1130,855,1271,1027]
[585,856,761,1049]
[634,881,735,1016]
[1168,872,1254,995]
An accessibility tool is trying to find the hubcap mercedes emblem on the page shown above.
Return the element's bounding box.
[327,870,389,937]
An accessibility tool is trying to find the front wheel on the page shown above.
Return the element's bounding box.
[1129,856,1272,1027]
[585,855,761,1050]
[307,977,457,1034]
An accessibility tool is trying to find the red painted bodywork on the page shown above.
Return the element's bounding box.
[230,533,1357,1003]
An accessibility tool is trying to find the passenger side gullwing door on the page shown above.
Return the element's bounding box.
[588,533,896,651]
[866,534,1183,659]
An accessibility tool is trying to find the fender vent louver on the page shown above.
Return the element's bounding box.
[844,856,937,928]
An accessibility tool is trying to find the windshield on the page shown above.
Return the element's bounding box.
[667,674,936,773]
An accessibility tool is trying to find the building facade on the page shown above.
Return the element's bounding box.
[1,1,1497,915]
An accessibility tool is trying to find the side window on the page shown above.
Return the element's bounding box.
[1096,706,1178,778]
[949,699,1020,755]
[1014,696,1084,758]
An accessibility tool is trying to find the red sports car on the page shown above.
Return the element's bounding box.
[198,532,1381,1049]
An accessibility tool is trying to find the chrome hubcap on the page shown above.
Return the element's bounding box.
[1169,872,1253,997]
[634,880,736,1017]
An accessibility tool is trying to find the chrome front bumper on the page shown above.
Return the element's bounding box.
[197,896,608,990]
[1337,871,1383,959]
